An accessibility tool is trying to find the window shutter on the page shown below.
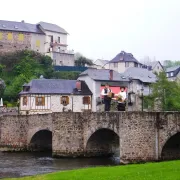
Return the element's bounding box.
[42,97,45,106]
[88,97,91,105]
[67,96,69,104]
[36,97,38,106]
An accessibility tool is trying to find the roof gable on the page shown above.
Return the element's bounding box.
[38,21,68,34]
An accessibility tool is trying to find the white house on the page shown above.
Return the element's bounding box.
[144,61,164,74]
[105,51,142,73]
[19,79,92,115]
[78,69,129,112]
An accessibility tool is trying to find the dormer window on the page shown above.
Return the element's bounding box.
[23,86,30,92]
[171,72,174,77]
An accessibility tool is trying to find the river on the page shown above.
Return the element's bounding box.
[0,152,120,178]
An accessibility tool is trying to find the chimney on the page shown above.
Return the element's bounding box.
[109,70,113,80]
[76,80,81,91]
[21,20,25,23]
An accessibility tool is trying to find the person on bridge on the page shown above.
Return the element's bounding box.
[116,87,127,111]
[101,83,112,111]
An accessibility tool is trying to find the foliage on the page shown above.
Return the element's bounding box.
[5,160,180,180]
[146,72,180,111]
[75,55,93,67]
[0,78,5,97]
[52,71,80,80]
[163,60,180,69]
[0,50,54,101]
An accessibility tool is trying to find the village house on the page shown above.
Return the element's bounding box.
[104,51,142,73]
[93,59,109,69]
[78,69,129,112]
[19,79,92,115]
[123,67,157,111]
[166,66,180,81]
[144,61,164,74]
[0,20,74,66]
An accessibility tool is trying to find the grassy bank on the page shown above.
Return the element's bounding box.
[5,160,180,180]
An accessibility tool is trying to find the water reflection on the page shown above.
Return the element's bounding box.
[0,152,120,178]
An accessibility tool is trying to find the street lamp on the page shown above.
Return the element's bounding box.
[141,85,144,112]
[71,93,74,112]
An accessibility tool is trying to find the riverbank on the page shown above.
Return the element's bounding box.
[4,160,180,180]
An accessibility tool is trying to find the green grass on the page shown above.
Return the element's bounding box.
[5,160,180,180]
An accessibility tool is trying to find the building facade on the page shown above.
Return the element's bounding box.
[0,20,74,66]
[19,79,92,115]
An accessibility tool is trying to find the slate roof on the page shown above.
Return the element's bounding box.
[19,79,92,95]
[79,69,129,82]
[109,51,140,63]
[166,66,180,78]
[0,20,44,34]
[123,67,157,83]
[166,66,180,72]
[38,21,68,34]
[94,59,109,66]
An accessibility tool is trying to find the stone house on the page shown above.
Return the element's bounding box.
[0,20,74,66]
[166,66,180,82]
[19,79,92,115]
[104,51,142,73]
[144,61,164,74]
[123,67,157,111]
[78,69,129,112]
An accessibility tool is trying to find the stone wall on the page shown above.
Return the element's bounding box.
[0,107,18,114]
[0,30,31,53]
[0,112,180,163]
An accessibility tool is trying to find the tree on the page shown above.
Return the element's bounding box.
[75,54,93,67]
[147,72,180,111]
[0,79,5,97]
[163,60,180,69]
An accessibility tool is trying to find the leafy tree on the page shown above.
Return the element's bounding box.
[146,72,180,111]
[0,79,5,97]
[75,55,93,67]
[163,60,180,69]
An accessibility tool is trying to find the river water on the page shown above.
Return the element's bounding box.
[0,152,120,179]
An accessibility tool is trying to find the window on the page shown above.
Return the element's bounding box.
[58,37,60,43]
[171,72,174,77]
[134,63,138,67]
[114,63,118,68]
[83,96,91,105]
[18,33,24,41]
[61,96,69,106]
[50,35,53,43]
[125,62,129,67]
[166,73,169,77]
[0,32,2,40]
[23,96,27,106]
[157,66,159,69]
[36,40,40,47]
[7,33,13,40]
[36,97,45,106]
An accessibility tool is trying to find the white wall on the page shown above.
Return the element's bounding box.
[78,76,97,111]
[20,94,92,114]
[52,52,75,66]
[31,33,46,53]
[153,62,164,74]
[44,30,68,53]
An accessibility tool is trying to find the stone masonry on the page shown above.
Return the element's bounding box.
[0,112,180,163]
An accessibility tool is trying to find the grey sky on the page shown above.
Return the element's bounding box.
[1,0,180,61]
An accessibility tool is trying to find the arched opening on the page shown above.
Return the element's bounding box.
[161,132,180,160]
[29,130,52,151]
[86,128,119,157]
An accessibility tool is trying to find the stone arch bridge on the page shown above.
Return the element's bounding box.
[0,112,180,163]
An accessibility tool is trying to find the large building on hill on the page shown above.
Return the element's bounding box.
[0,20,74,66]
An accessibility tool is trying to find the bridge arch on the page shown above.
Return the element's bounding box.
[28,129,52,151]
[85,128,119,157]
[161,131,180,160]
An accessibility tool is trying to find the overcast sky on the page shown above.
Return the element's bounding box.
[1,0,180,61]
